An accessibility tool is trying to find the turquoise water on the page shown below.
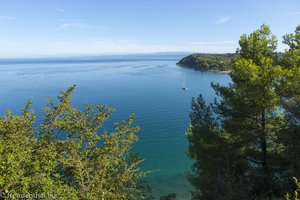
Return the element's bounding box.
[0,54,230,199]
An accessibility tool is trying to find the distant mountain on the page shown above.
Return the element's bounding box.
[177,53,235,72]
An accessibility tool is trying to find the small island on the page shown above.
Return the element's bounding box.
[177,53,235,72]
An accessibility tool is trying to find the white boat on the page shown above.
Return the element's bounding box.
[182,87,188,90]
[182,77,188,90]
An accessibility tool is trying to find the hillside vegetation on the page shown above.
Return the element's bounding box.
[187,24,300,199]
[177,53,235,71]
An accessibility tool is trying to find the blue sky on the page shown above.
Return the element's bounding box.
[0,0,299,57]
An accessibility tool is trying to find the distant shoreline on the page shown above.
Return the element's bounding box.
[210,69,231,74]
[177,53,235,72]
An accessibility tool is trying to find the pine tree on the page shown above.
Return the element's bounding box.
[212,24,284,197]
[277,25,300,189]
[187,24,287,199]
[187,95,250,199]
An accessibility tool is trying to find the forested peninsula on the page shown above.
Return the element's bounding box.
[177,53,235,72]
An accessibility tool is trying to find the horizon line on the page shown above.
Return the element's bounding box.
[0,51,238,60]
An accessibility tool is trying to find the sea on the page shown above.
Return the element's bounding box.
[0,53,231,199]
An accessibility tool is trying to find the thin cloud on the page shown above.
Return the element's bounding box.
[215,16,232,24]
[0,15,15,20]
[58,22,107,30]
[56,7,65,12]
[58,23,88,30]
[190,40,236,45]
[277,11,300,16]
[198,27,210,31]
[59,18,84,22]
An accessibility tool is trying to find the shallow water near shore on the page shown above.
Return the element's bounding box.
[0,54,231,199]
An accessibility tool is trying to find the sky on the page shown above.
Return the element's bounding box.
[0,0,299,58]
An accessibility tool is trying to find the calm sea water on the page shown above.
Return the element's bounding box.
[0,54,231,199]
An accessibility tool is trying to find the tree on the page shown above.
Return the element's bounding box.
[281,25,300,68]
[187,24,287,199]
[0,86,145,199]
[213,24,285,197]
[286,177,300,200]
[187,95,247,199]
[277,25,300,190]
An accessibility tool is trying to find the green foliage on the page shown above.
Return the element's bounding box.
[277,25,300,191]
[237,23,278,63]
[0,86,145,199]
[281,25,300,68]
[187,95,245,199]
[286,178,300,200]
[216,23,284,197]
[187,24,300,199]
[177,53,235,71]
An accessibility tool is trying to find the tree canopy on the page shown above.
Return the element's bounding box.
[187,24,300,199]
[0,86,145,199]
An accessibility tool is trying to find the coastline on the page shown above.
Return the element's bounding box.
[210,69,231,74]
